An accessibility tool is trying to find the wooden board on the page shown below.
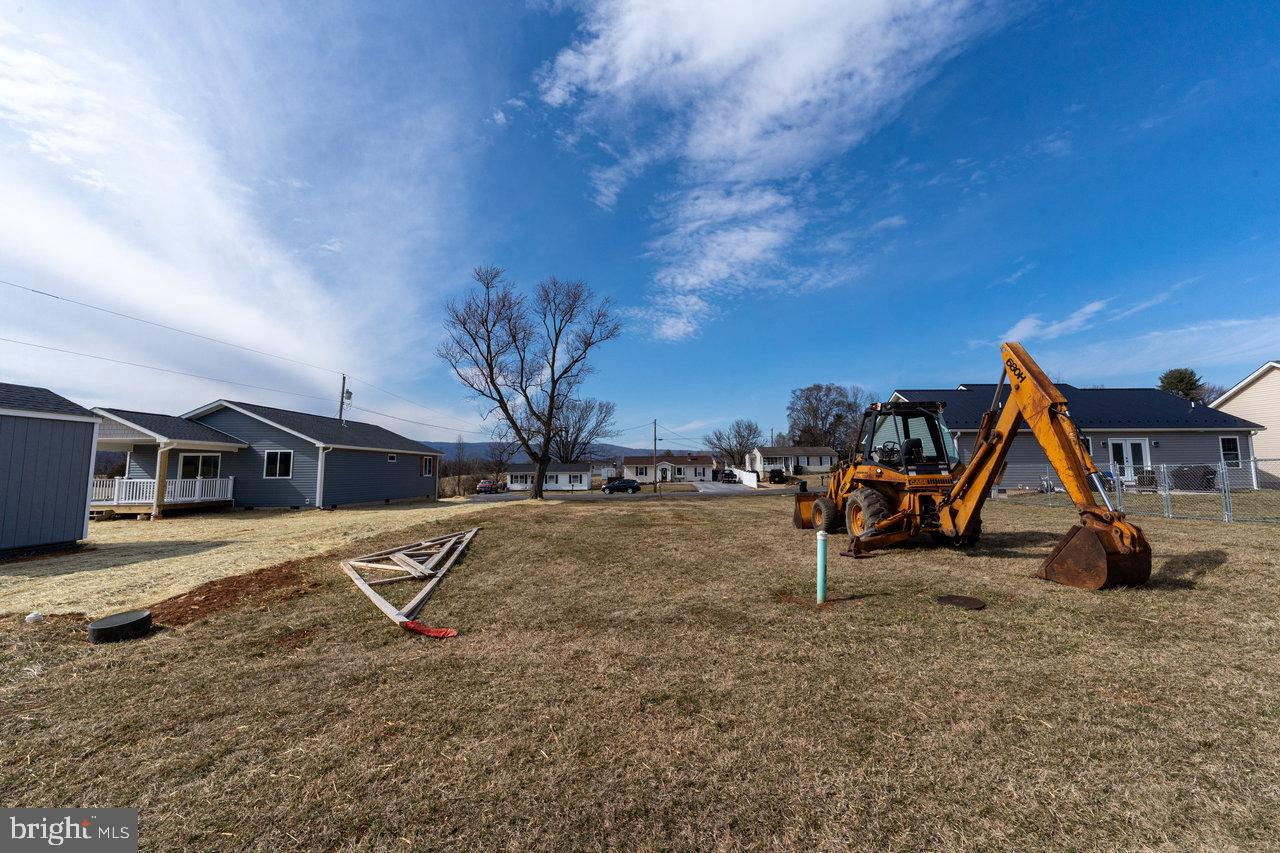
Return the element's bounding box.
[341,528,480,631]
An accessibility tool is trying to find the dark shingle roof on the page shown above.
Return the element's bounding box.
[894,384,1263,431]
[0,382,94,418]
[621,453,715,466]
[507,462,591,473]
[100,409,246,445]
[756,446,836,455]
[222,401,437,454]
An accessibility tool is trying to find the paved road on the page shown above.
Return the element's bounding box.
[464,482,792,504]
[694,481,754,495]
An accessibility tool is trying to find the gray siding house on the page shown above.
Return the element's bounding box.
[92,400,442,515]
[0,383,99,555]
[892,383,1264,492]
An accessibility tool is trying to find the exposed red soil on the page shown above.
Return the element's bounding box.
[149,561,317,626]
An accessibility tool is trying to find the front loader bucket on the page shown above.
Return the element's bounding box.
[1040,523,1152,590]
[793,492,817,529]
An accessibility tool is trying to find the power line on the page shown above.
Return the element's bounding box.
[347,404,487,436]
[1,276,480,432]
[657,422,706,446]
[0,336,335,403]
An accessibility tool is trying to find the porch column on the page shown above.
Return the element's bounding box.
[152,444,171,520]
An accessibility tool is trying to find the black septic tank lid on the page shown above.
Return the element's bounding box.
[87,609,153,644]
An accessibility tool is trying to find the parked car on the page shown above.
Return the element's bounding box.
[475,479,499,494]
[720,470,738,484]
[602,479,642,494]
[768,468,787,484]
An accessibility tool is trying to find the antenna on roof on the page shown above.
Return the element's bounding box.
[337,374,353,425]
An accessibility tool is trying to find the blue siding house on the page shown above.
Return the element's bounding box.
[92,400,442,515]
[0,383,100,555]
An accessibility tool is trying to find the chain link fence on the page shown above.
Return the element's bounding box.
[1005,458,1280,524]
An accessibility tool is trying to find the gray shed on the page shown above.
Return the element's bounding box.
[0,382,100,555]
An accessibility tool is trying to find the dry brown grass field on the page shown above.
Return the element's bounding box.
[3,496,1280,850]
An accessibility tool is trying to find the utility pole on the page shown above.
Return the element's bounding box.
[653,419,659,496]
[337,374,350,424]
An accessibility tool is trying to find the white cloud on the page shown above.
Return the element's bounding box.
[1110,275,1200,320]
[0,7,486,440]
[1003,299,1109,342]
[871,214,909,231]
[995,260,1037,285]
[1036,315,1280,379]
[491,108,508,126]
[540,0,1005,338]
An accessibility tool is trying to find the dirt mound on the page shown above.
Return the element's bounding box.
[150,562,316,626]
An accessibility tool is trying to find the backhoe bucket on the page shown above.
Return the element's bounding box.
[1040,522,1152,590]
[793,492,817,529]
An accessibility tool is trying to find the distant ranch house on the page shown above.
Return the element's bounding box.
[0,383,99,556]
[622,453,717,483]
[747,446,837,476]
[93,400,443,516]
[892,383,1264,492]
[506,462,591,491]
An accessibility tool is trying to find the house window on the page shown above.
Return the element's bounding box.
[1221,436,1242,469]
[264,450,293,479]
[1081,436,1092,456]
[635,466,647,476]
[421,456,435,477]
[178,453,220,479]
[545,474,559,484]
[569,473,583,485]
[387,453,397,463]
[675,467,684,477]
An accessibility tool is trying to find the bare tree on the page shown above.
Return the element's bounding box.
[550,398,618,462]
[786,383,872,457]
[703,418,763,468]
[453,434,466,496]
[484,431,519,481]
[437,266,621,499]
[1199,382,1229,404]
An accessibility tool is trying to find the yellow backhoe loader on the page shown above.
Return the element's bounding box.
[795,342,1151,589]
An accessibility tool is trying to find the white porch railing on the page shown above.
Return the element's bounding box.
[92,477,234,506]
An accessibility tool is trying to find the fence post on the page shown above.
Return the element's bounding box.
[1220,462,1233,523]
[1110,462,1124,511]
[1160,464,1172,518]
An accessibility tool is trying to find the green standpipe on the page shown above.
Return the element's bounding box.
[816,530,828,604]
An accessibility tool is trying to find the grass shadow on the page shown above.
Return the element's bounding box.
[0,541,234,578]
[971,529,1063,558]
[1148,549,1229,590]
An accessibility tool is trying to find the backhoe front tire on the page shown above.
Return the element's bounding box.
[846,488,890,537]
[812,498,843,533]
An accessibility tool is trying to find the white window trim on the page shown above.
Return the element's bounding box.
[421,456,435,477]
[569,473,583,485]
[264,449,294,479]
[387,453,397,463]
[177,451,221,479]
[1220,435,1242,469]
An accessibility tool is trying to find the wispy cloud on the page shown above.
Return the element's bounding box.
[540,0,1007,339]
[1110,275,1200,320]
[1036,314,1280,379]
[993,259,1037,286]
[0,6,487,439]
[871,214,909,231]
[1003,299,1109,342]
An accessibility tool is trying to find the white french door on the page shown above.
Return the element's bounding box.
[1107,438,1149,483]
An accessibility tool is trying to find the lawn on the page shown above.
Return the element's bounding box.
[0,498,505,617]
[3,496,1279,850]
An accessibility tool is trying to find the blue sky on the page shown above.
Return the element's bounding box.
[1,1,1277,447]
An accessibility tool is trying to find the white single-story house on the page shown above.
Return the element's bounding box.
[621,453,717,483]
[1212,360,1280,485]
[747,446,837,476]
[506,462,592,491]
[891,383,1264,491]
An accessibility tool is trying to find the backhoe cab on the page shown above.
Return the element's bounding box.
[795,341,1152,590]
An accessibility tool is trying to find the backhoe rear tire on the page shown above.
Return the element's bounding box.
[812,498,843,533]
[846,488,890,536]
